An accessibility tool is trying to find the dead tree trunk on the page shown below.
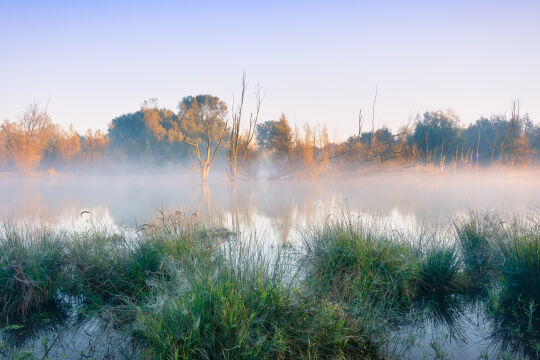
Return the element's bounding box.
[227,71,263,180]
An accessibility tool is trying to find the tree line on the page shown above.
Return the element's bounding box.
[2,92,539,180]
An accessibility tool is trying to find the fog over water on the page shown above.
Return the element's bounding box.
[2,168,540,241]
[2,168,539,359]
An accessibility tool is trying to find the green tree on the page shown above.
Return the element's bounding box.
[256,114,292,159]
[179,95,228,182]
[412,110,461,163]
[108,102,187,162]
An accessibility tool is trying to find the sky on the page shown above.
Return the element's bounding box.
[1,0,539,139]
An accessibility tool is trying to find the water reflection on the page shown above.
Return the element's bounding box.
[3,172,540,246]
[396,296,503,359]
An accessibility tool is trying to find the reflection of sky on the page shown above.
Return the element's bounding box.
[1,1,539,137]
[2,171,540,243]
[394,301,501,360]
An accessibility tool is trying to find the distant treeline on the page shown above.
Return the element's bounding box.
[1,96,539,176]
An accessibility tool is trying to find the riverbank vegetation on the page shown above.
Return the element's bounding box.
[2,211,540,358]
[2,90,540,180]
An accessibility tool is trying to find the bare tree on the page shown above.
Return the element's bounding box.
[370,86,378,149]
[358,109,364,141]
[357,109,364,160]
[227,72,263,180]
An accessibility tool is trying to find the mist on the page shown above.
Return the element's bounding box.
[3,166,540,243]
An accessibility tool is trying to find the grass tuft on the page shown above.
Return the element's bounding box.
[0,222,66,318]
[135,238,376,359]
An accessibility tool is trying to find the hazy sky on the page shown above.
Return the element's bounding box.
[1,0,539,139]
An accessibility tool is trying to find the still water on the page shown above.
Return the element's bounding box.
[1,169,540,359]
[2,170,540,240]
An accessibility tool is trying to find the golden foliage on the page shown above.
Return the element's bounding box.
[81,129,109,162]
[0,103,53,173]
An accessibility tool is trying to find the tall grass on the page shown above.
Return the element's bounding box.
[500,233,540,305]
[479,216,540,358]
[4,210,540,358]
[454,213,501,287]
[301,218,419,309]
[0,222,66,318]
[416,246,463,296]
[66,232,164,303]
[135,237,376,359]
[0,211,230,318]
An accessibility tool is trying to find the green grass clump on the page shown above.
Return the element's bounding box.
[301,217,476,309]
[499,233,540,305]
[0,223,66,318]
[301,219,420,313]
[455,214,499,287]
[135,239,376,360]
[416,246,464,297]
[67,232,164,303]
[67,210,228,305]
[486,221,540,358]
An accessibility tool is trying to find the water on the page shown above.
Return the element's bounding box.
[394,297,521,360]
[2,170,540,239]
[2,169,540,358]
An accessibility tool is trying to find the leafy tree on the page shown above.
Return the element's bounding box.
[0,102,53,172]
[81,129,109,163]
[108,104,187,162]
[412,110,462,162]
[179,95,228,182]
[256,114,292,159]
[462,112,532,165]
[43,124,82,165]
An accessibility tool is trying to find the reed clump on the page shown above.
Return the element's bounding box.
[0,222,66,318]
[135,239,376,360]
[3,210,540,358]
[66,232,165,303]
[455,213,501,287]
[416,246,465,297]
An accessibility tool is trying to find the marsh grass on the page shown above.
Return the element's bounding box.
[300,217,419,308]
[135,236,376,359]
[4,210,540,358]
[0,222,66,318]
[0,211,230,318]
[416,246,465,297]
[500,233,540,305]
[66,232,164,304]
[454,213,501,288]
[490,227,540,355]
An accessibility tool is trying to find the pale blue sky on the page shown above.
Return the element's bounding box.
[1,0,539,139]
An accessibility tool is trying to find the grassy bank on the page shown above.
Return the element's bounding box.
[2,211,540,358]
